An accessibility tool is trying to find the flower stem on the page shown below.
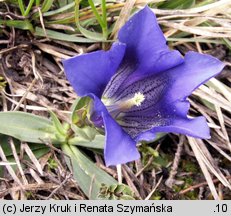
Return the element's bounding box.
[116,164,122,184]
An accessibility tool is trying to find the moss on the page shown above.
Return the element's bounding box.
[181,159,198,173]
[139,144,172,170]
[25,191,34,199]
[150,191,162,200]
[48,158,58,170]
[0,76,6,90]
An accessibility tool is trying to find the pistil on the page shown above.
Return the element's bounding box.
[103,92,145,117]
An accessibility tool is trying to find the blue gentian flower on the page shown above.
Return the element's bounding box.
[63,7,225,166]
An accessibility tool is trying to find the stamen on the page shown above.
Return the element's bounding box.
[133,92,145,106]
[120,92,145,110]
[103,92,145,116]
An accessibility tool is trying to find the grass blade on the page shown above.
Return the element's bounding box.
[62,144,117,199]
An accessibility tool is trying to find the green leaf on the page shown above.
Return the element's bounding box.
[43,2,75,16]
[41,0,55,12]
[69,96,104,148]
[71,125,92,141]
[74,0,106,41]
[77,24,105,41]
[0,19,34,32]
[195,0,214,7]
[0,147,50,177]
[222,38,231,50]
[159,0,195,9]
[35,0,40,6]
[0,111,58,144]
[0,134,47,157]
[0,134,50,177]
[49,110,67,136]
[24,0,35,16]
[0,134,49,157]
[68,133,104,149]
[62,144,117,199]
[86,0,104,27]
[34,27,96,43]
[71,96,91,125]
[57,0,68,7]
[18,0,25,15]
[71,124,98,140]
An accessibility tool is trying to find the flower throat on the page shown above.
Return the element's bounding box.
[102,92,145,117]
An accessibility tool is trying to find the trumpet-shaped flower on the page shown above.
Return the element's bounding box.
[63,7,225,166]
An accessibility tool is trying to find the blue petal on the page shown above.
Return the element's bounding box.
[165,51,225,102]
[104,7,183,98]
[137,116,210,142]
[88,94,140,166]
[118,6,179,68]
[63,42,126,97]
[102,112,140,166]
[120,52,224,140]
[148,116,210,139]
[124,100,210,141]
[135,101,210,141]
